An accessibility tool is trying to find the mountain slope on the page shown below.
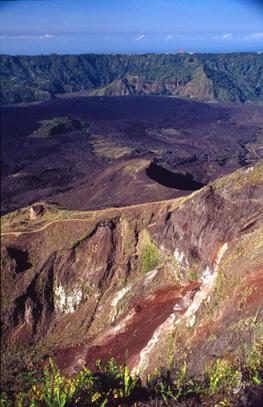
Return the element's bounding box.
[1,53,263,105]
[1,161,263,395]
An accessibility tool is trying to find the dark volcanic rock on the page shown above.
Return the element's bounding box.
[1,97,262,214]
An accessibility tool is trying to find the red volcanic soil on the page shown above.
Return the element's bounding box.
[55,282,201,375]
[236,269,263,308]
[1,96,263,214]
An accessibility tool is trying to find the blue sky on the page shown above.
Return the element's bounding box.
[0,0,263,54]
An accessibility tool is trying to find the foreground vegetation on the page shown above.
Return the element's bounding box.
[1,336,262,406]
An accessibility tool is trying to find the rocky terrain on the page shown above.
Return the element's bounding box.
[1,53,263,105]
[1,161,263,404]
[1,96,263,215]
[1,86,263,404]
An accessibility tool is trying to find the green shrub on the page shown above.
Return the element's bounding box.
[10,358,140,407]
[139,232,161,274]
[205,359,241,395]
[1,340,262,406]
[188,271,198,282]
[242,336,263,386]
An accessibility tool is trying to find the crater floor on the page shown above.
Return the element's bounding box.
[1,96,263,214]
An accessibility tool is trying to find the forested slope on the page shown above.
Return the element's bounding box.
[1,53,262,104]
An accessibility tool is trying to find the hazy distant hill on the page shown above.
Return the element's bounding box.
[1,53,263,104]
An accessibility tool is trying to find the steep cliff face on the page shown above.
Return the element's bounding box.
[1,162,263,386]
[89,70,214,101]
[1,53,263,104]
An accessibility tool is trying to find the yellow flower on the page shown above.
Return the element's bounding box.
[91,392,101,402]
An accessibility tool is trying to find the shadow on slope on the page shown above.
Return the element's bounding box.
[146,162,205,190]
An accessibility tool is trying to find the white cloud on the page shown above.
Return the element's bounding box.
[212,33,233,41]
[222,33,233,40]
[0,35,29,40]
[165,34,173,41]
[0,33,55,40]
[38,33,55,39]
[245,32,263,41]
[135,34,145,41]
[212,32,263,43]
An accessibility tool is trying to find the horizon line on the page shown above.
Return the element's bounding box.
[1,50,263,57]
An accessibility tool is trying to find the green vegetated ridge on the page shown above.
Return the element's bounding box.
[29,117,86,139]
[1,53,263,104]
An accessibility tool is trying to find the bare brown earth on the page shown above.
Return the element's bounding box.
[1,162,263,390]
[1,96,263,214]
[55,282,201,374]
